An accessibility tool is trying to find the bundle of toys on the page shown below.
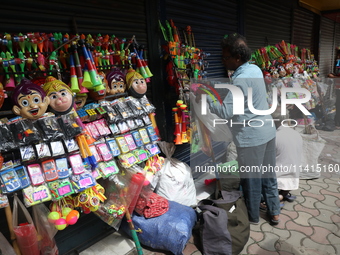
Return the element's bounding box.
[159,20,209,145]
[251,40,321,111]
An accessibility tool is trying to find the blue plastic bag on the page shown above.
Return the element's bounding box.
[121,200,197,255]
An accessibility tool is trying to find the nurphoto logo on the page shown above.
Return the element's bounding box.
[200,84,312,128]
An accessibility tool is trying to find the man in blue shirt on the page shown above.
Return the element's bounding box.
[207,33,281,225]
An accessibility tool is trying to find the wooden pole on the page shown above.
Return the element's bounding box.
[4,205,21,255]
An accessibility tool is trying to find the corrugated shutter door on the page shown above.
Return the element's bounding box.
[164,0,239,78]
[244,0,292,52]
[319,17,335,78]
[292,7,317,54]
[0,1,148,45]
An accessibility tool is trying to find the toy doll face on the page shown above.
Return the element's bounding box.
[110,79,126,95]
[130,77,147,95]
[75,94,87,110]
[13,90,50,120]
[48,88,73,113]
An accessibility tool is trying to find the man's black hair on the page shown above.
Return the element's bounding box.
[221,33,252,62]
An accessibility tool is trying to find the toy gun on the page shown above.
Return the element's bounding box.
[69,54,80,93]
[172,107,181,145]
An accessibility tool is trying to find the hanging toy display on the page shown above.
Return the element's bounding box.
[11,78,50,120]
[159,19,210,145]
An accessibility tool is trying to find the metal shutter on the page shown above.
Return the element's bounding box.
[244,0,293,52]
[292,7,318,57]
[163,0,239,78]
[319,17,335,78]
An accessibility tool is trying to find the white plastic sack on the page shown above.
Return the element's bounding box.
[155,142,197,207]
[296,126,326,179]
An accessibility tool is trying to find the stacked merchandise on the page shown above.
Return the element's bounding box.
[251,40,321,122]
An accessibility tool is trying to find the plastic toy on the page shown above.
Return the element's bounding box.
[106,68,126,95]
[43,76,75,115]
[14,165,31,188]
[42,159,59,182]
[125,68,147,98]
[27,164,45,186]
[11,78,50,120]
[0,168,21,193]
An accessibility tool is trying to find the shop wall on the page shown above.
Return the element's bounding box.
[319,17,336,78]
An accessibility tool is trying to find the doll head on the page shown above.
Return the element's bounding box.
[126,68,147,98]
[74,93,88,110]
[106,68,126,95]
[88,71,107,101]
[43,76,74,115]
[12,78,50,119]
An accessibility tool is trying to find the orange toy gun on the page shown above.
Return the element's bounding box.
[172,107,182,145]
[180,104,189,143]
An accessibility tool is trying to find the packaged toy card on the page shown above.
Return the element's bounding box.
[0,168,21,193]
[146,125,159,142]
[96,143,113,162]
[69,154,85,175]
[55,158,70,179]
[0,191,9,208]
[50,140,66,156]
[70,170,96,192]
[41,159,59,182]
[118,153,138,168]
[59,113,83,139]
[145,143,161,156]
[126,119,138,131]
[15,165,31,189]
[104,105,123,123]
[139,128,151,144]
[35,115,64,142]
[63,138,79,153]
[139,95,156,114]
[22,183,52,207]
[117,121,130,134]
[134,118,145,128]
[94,119,111,137]
[27,163,45,186]
[115,136,130,154]
[133,149,150,163]
[107,139,121,157]
[109,123,120,135]
[85,122,100,140]
[142,115,152,125]
[20,145,36,162]
[35,142,52,159]
[111,98,134,119]
[125,96,145,116]
[131,130,144,147]
[98,160,119,178]
[10,118,41,145]
[48,178,75,200]
[0,123,17,152]
[89,145,103,162]
[124,133,137,151]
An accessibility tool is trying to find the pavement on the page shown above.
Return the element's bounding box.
[139,129,340,255]
[81,129,340,255]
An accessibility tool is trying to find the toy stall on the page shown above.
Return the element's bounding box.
[0,26,200,255]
